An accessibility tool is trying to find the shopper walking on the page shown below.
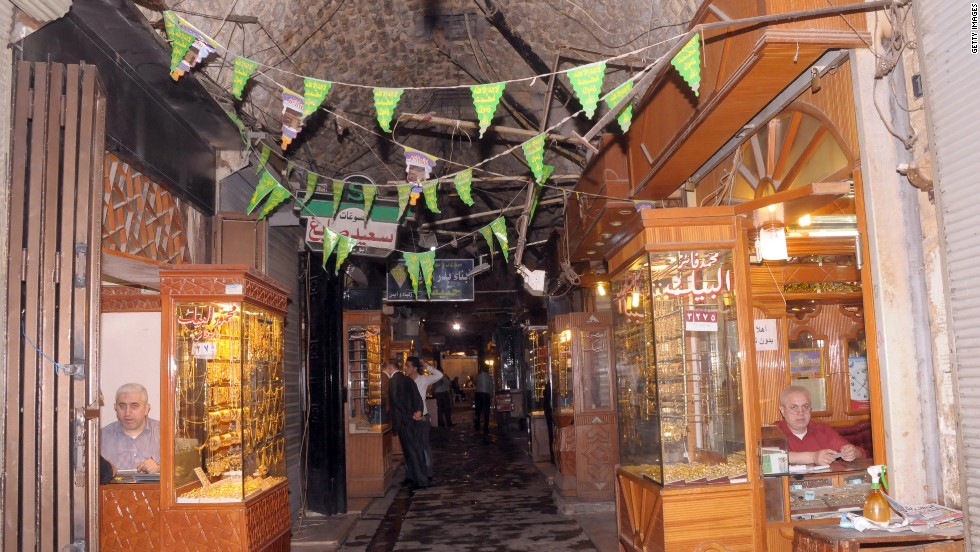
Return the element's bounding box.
[473,365,493,435]
[432,374,454,427]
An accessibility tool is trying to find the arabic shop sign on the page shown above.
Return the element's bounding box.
[386,259,475,302]
[305,210,397,257]
[662,251,732,302]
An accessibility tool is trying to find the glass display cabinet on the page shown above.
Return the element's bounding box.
[549,312,618,501]
[615,249,748,486]
[159,265,291,550]
[611,212,761,552]
[343,310,395,497]
[526,326,551,462]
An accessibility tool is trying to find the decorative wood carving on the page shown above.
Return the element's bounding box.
[100,485,161,551]
[103,153,189,264]
[158,265,289,314]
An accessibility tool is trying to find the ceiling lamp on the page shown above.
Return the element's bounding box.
[452,321,461,331]
[596,282,608,296]
[756,224,789,261]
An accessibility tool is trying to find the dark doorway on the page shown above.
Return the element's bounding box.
[303,252,347,514]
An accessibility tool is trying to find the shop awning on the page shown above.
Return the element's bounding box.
[22,0,244,215]
[627,0,869,199]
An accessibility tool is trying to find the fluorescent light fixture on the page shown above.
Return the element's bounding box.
[467,255,490,277]
[756,225,788,261]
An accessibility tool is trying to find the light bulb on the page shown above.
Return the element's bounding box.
[596,282,607,296]
[452,322,461,331]
[632,292,641,308]
[799,214,812,227]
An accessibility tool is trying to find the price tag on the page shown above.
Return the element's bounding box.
[193,467,212,489]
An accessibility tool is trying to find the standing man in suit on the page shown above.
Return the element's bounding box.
[383,361,428,492]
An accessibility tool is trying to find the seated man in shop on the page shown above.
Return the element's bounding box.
[101,383,161,474]
[776,385,865,466]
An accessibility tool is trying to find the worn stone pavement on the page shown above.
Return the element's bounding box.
[334,410,602,552]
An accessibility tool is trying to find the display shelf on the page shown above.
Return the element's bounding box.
[158,265,291,551]
[548,312,618,501]
[344,311,395,498]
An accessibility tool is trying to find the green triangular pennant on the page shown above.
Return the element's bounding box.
[567,62,607,119]
[258,184,292,220]
[335,235,357,275]
[470,82,506,137]
[303,171,318,204]
[454,169,474,206]
[164,12,195,73]
[321,227,340,270]
[303,78,332,117]
[490,216,509,263]
[671,34,702,97]
[373,88,404,133]
[256,145,271,175]
[362,184,377,220]
[331,180,345,218]
[419,251,436,297]
[604,80,634,133]
[522,134,546,184]
[247,170,279,215]
[231,57,258,100]
[403,252,422,298]
[421,180,441,213]
[479,225,495,255]
[397,183,411,220]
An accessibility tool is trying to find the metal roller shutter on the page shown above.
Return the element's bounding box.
[915,0,980,546]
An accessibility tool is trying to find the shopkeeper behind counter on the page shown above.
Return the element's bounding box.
[101,383,161,474]
[776,385,865,466]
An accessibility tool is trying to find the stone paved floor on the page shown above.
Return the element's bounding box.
[338,410,600,552]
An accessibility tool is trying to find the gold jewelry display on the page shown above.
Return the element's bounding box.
[174,301,287,495]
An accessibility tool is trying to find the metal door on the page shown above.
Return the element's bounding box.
[2,61,105,550]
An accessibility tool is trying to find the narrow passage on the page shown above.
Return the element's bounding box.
[342,411,598,551]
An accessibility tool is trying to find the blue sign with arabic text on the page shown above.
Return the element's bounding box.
[386,259,474,302]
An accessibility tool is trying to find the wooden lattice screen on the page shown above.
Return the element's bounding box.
[102,152,190,264]
[3,62,105,551]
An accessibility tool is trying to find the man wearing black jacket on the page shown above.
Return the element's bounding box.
[383,361,428,492]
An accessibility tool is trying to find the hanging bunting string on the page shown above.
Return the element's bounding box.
[164,7,687,92]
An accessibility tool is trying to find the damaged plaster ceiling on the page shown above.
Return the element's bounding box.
[138,0,697,328]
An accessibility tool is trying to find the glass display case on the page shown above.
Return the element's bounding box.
[528,327,550,409]
[550,327,573,416]
[158,265,291,550]
[548,312,618,501]
[171,300,287,501]
[343,310,395,497]
[347,323,384,431]
[614,250,747,486]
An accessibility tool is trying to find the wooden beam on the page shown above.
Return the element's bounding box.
[397,113,579,145]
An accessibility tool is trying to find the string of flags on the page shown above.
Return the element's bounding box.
[160,9,705,279]
[161,10,703,152]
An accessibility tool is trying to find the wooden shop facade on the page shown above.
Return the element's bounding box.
[555,0,918,550]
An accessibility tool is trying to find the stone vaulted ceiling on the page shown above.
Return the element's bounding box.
[138,0,698,332]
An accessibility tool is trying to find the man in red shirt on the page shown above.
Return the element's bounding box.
[776,385,865,465]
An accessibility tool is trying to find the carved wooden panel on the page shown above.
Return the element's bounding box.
[158,266,289,313]
[575,420,617,501]
[162,509,245,551]
[101,286,161,312]
[100,485,161,551]
[245,483,291,549]
[103,152,189,264]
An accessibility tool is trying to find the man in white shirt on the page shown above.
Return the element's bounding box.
[406,356,443,484]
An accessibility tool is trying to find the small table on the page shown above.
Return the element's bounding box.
[794,524,964,551]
